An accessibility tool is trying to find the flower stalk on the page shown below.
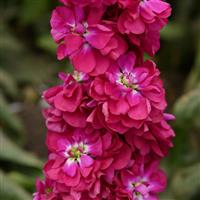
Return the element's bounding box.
[33,0,175,199]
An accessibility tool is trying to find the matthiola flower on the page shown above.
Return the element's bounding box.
[45,129,101,187]
[34,0,174,198]
[33,178,88,200]
[43,72,88,112]
[33,178,59,200]
[117,0,140,9]
[43,72,89,131]
[60,0,117,7]
[44,128,132,198]
[77,180,116,200]
[88,52,167,133]
[42,108,68,134]
[117,0,171,56]
[51,5,127,75]
[115,161,167,200]
[125,114,175,158]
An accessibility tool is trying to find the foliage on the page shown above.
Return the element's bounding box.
[0,0,200,199]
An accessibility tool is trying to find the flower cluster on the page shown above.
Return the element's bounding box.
[34,0,174,199]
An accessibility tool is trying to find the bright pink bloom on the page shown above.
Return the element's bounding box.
[51,6,127,75]
[33,178,87,200]
[34,1,174,198]
[118,0,140,9]
[60,0,117,7]
[43,72,86,112]
[33,178,59,200]
[45,129,101,188]
[118,0,171,55]
[43,107,68,133]
[125,114,175,158]
[44,128,131,198]
[43,72,89,131]
[88,52,167,133]
[115,160,167,200]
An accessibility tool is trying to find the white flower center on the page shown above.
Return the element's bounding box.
[65,143,88,162]
[116,72,139,91]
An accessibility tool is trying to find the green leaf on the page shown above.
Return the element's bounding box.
[0,131,43,168]
[0,170,32,200]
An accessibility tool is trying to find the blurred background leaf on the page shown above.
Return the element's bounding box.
[0,170,32,200]
[175,85,200,130]
[0,95,25,142]
[0,130,43,167]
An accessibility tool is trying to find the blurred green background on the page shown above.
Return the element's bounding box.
[0,0,200,199]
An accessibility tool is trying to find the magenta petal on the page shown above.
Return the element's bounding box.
[63,160,77,177]
[109,99,130,115]
[89,51,110,76]
[164,113,175,121]
[45,167,59,180]
[128,98,151,120]
[71,44,96,73]
[125,16,145,34]
[127,92,141,107]
[134,136,150,155]
[108,121,129,134]
[50,6,75,42]
[140,4,155,22]
[43,86,62,104]
[101,158,113,170]
[63,111,86,128]
[89,138,102,156]
[151,141,164,157]
[57,44,68,60]
[121,171,133,186]
[136,184,149,195]
[64,34,84,55]
[63,170,80,187]
[87,7,104,25]
[54,86,82,112]
[112,145,131,169]
[80,166,93,177]
[80,155,94,168]
[46,120,66,133]
[100,37,118,56]
[148,181,165,193]
[147,0,170,14]
[54,93,77,112]
[91,180,101,197]
[85,27,113,49]
[118,52,136,70]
